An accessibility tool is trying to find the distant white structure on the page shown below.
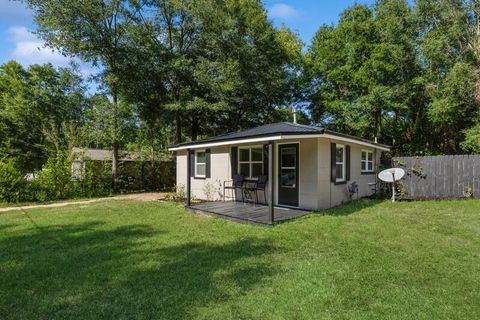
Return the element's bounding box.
[70,147,144,180]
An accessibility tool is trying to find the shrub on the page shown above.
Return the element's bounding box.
[78,159,111,198]
[0,161,26,202]
[165,184,186,202]
[0,153,114,203]
[202,181,216,201]
[32,152,73,201]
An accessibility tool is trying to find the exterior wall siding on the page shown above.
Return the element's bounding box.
[176,150,187,194]
[298,139,318,210]
[319,138,380,209]
[317,138,333,209]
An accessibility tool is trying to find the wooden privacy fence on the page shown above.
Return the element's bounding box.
[392,155,480,199]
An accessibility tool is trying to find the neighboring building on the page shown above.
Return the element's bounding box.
[71,147,143,180]
[71,147,175,190]
[169,122,390,211]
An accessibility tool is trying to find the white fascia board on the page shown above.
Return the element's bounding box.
[168,135,284,151]
[168,133,390,152]
[321,134,390,151]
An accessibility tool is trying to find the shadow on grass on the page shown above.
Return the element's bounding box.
[318,198,383,217]
[0,224,17,232]
[0,221,277,319]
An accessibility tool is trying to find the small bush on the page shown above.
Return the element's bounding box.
[32,152,73,201]
[165,184,186,202]
[202,181,216,201]
[0,161,26,202]
[32,152,112,202]
[78,159,111,198]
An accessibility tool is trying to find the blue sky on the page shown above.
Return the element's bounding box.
[0,0,376,70]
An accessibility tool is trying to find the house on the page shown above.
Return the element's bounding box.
[71,147,144,180]
[71,147,175,190]
[169,122,390,223]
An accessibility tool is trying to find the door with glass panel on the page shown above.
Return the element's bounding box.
[278,144,299,207]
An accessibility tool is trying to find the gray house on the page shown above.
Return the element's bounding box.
[169,122,390,224]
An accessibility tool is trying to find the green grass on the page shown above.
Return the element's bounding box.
[1,199,479,319]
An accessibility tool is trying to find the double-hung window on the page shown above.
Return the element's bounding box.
[238,146,263,179]
[195,150,206,178]
[335,144,346,182]
[361,150,374,172]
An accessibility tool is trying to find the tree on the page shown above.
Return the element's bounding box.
[416,0,480,154]
[0,61,87,171]
[304,0,480,155]
[461,123,480,153]
[25,0,136,183]
[120,0,301,143]
[305,1,418,151]
[205,0,300,132]
[83,94,137,151]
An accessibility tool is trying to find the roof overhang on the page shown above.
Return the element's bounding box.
[168,135,285,151]
[321,134,390,151]
[168,134,390,152]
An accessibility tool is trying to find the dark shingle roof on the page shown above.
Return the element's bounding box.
[170,122,390,149]
[173,122,323,148]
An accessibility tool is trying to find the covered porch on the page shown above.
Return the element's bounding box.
[188,201,310,225]
[186,141,281,222]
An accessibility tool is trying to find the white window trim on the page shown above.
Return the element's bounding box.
[361,149,374,173]
[336,144,346,182]
[194,149,206,178]
[238,145,264,179]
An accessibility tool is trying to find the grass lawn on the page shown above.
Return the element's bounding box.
[0,199,479,319]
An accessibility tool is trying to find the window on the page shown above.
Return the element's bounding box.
[238,146,263,179]
[195,150,206,178]
[335,145,346,182]
[280,146,296,188]
[361,150,374,172]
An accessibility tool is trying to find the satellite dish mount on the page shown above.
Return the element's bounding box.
[378,168,405,202]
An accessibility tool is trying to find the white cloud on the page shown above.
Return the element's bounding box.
[269,3,300,20]
[7,26,72,67]
[6,25,98,93]
[0,0,34,25]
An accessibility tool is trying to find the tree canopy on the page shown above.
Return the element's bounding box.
[305,0,480,155]
[1,0,479,181]
[0,61,88,171]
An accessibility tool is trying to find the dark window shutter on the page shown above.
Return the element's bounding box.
[189,150,195,177]
[205,149,211,178]
[230,146,238,178]
[263,144,269,177]
[346,145,351,181]
[330,143,336,182]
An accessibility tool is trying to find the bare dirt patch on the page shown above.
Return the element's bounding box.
[0,192,166,213]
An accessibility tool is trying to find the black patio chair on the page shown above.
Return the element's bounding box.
[223,174,245,202]
[244,175,268,204]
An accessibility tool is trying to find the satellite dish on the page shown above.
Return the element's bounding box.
[378,168,405,202]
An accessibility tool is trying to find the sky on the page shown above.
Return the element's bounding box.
[0,0,376,72]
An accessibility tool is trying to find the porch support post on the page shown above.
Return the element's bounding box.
[268,142,274,224]
[186,149,191,207]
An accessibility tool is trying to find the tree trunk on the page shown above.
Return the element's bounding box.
[112,140,119,186]
[175,113,182,144]
[112,91,119,189]
[191,117,198,141]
